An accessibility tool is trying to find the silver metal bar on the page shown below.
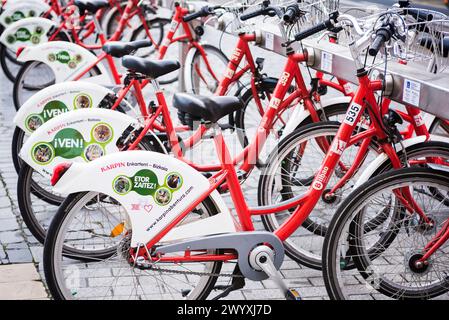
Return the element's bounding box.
[159,0,449,120]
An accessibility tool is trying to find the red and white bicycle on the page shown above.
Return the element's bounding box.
[42,6,449,300]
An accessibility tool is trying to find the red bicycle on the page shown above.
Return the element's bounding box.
[42,9,449,300]
[12,0,167,108]
[0,0,72,82]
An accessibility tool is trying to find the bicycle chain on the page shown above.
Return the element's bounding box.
[121,237,243,278]
[136,263,244,278]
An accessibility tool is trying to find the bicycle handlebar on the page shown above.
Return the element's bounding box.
[240,7,277,21]
[293,11,339,42]
[283,4,303,23]
[183,6,216,22]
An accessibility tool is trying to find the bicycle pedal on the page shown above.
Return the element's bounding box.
[213,285,230,290]
[285,289,301,301]
[181,289,191,297]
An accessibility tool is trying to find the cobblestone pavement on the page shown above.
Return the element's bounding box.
[0,69,50,299]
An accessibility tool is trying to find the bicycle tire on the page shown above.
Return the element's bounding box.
[323,167,449,300]
[44,191,223,300]
[0,43,23,82]
[184,44,229,96]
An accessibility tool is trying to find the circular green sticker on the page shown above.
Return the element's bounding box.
[32,142,55,165]
[154,187,172,206]
[165,172,183,191]
[31,35,40,44]
[25,114,44,132]
[113,176,132,195]
[74,93,92,109]
[35,26,43,35]
[6,35,15,44]
[84,143,104,162]
[91,123,113,144]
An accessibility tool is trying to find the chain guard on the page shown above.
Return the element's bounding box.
[154,231,284,281]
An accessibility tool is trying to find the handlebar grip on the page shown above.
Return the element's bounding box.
[368,25,394,56]
[294,22,328,41]
[240,9,266,21]
[283,7,297,23]
[368,34,386,56]
[183,6,209,22]
[292,12,338,42]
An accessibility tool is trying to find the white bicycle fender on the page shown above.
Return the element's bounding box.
[0,1,50,28]
[53,150,236,247]
[2,0,47,11]
[281,96,352,139]
[183,46,197,94]
[17,41,111,84]
[14,81,122,133]
[0,17,56,52]
[354,134,449,188]
[20,108,139,179]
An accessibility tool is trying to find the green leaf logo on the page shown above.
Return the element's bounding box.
[15,28,31,42]
[11,11,25,22]
[41,101,69,121]
[52,128,86,159]
[56,51,71,64]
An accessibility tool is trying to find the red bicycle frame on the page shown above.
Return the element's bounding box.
[17,0,165,86]
[134,54,443,264]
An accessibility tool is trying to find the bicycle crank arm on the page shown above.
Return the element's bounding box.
[155,231,284,281]
[251,246,301,301]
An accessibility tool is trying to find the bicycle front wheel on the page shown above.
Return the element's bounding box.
[323,167,449,300]
[184,44,229,96]
[258,121,380,269]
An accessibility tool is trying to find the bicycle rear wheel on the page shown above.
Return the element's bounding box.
[0,43,23,82]
[323,167,449,300]
[44,191,222,300]
[13,60,101,110]
[17,137,157,244]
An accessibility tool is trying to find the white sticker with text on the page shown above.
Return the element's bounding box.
[265,32,274,51]
[403,79,421,107]
[321,51,333,73]
[343,103,362,126]
[330,139,347,155]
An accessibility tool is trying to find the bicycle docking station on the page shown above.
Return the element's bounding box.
[159,0,449,122]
